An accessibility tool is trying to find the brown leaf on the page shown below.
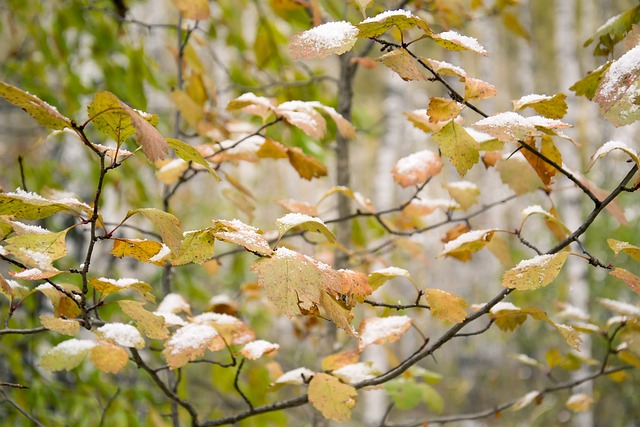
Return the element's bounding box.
[376,49,427,81]
[118,101,169,162]
[287,147,327,180]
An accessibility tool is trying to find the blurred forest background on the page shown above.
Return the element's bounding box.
[0,0,639,426]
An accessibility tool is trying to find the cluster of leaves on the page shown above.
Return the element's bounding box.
[1,0,640,426]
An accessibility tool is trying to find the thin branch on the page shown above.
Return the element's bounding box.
[0,388,47,427]
[233,359,254,411]
[0,327,47,336]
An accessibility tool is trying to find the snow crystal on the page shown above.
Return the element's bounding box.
[97,277,140,288]
[7,188,48,202]
[192,312,240,325]
[242,340,279,359]
[446,181,478,191]
[169,323,219,354]
[441,229,495,254]
[361,9,414,23]
[290,21,359,59]
[489,302,520,314]
[436,30,487,55]
[97,323,144,348]
[208,294,234,306]
[20,248,51,270]
[157,293,190,314]
[475,111,533,129]
[425,58,467,78]
[149,243,171,263]
[274,367,315,384]
[10,222,51,234]
[464,127,495,143]
[516,94,551,105]
[409,198,460,211]
[521,205,547,218]
[54,339,97,355]
[514,254,554,270]
[35,283,54,291]
[359,315,411,349]
[598,44,640,100]
[394,150,442,175]
[277,212,321,227]
[332,363,377,384]
[154,311,187,326]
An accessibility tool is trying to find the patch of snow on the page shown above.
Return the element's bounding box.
[516,94,551,105]
[490,302,520,314]
[514,254,555,270]
[6,188,48,202]
[527,116,571,129]
[332,362,378,384]
[13,268,45,279]
[361,9,414,23]
[290,21,359,59]
[97,277,141,287]
[10,222,51,234]
[149,243,171,263]
[154,311,187,326]
[192,312,240,325]
[168,323,219,354]
[446,181,478,191]
[598,44,640,100]
[441,229,495,254]
[157,293,190,314]
[592,140,637,159]
[20,249,51,270]
[394,150,442,176]
[521,205,547,218]
[371,266,409,276]
[97,323,144,348]
[54,339,97,355]
[359,315,411,349]
[436,30,487,55]
[274,367,315,384]
[242,340,279,359]
[277,212,322,228]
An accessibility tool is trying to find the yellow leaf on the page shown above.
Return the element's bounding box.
[90,277,155,302]
[90,343,129,374]
[170,228,216,265]
[257,138,288,159]
[502,252,570,291]
[376,49,427,81]
[166,138,220,180]
[172,0,210,20]
[287,147,327,180]
[39,315,80,336]
[489,302,528,331]
[432,120,480,176]
[566,393,594,412]
[609,268,640,296]
[569,62,612,100]
[118,300,169,340]
[513,93,567,119]
[321,349,360,371]
[87,91,157,144]
[368,267,414,291]
[123,208,183,253]
[427,97,463,122]
[171,89,202,128]
[443,180,479,210]
[431,30,488,55]
[520,136,561,186]
[276,212,336,243]
[438,228,498,261]
[425,289,468,323]
[308,373,357,422]
[356,10,432,38]
[464,77,497,101]
[39,339,96,372]
[276,102,326,138]
[212,219,272,256]
[0,81,72,130]
[496,155,544,195]
[392,149,443,188]
[4,228,69,271]
[110,238,167,266]
[240,340,279,360]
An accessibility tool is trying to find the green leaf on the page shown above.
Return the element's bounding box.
[123,208,183,253]
[212,219,272,256]
[432,120,480,176]
[594,45,640,126]
[308,373,357,422]
[88,91,146,143]
[4,228,70,270]
[502,252,570,291]
[0,81,72,130]
[39,339,97,372]
[386,378,443,413]
[367,267,414,291]
[170,228,216,265]
[584,5,640,56]
[512,93,568,119]
[570,62,612,100]
[276,213,336,243]
[118,300,169,340]
[0,190,86,220]
[166,138,220,180]
[356,10,431,38]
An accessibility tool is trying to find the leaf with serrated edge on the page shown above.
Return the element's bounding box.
[39,339,97,372]
[110,238,167,266]
[425,289,468,323]
[39,315,80,336]
[118,300,169,340]
[89,277,155,302]
[512,93,568,119]
[588,140,640,171]
[123,208,183,253]
[502,252,570,291]
[376,49,427,81]
[610,268,640,296]
[0,82,71,130]
[90,344,129,374]
[358,315,412,351]
[356,10,431,38]
[438,228,498,261]
[308,373,357,422]
[594,44,640,126]
[289,21,359,60]
[163,323,221,369]
[118,101,169,161]
[171,229,216,265]
[277,213,336,243]
[212,219,272,256]
[432,120,480,176]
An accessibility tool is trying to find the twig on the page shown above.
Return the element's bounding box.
[0,388,46,427]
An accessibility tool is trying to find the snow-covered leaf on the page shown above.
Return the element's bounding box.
[358,315,412,351]
[212,219,272,256]
[437,228,498,261]
[4,227,69,271]
[226,92,276,120]
[0,82,72,130]
[163,323,222,369]
[607,239,640,262]
[170,229,216,265]
[368,267,414,291]
[276,213,335,243]
[273,367,316,385]
[425,289,468,323]
[431,30,488,55]
[308,373,357,422]
[0,189,84,220]
[95,323,145,348]
[289,21,359,60]
[472,112,536,143]
[240,340,279,360]
[464,77,497,101]
[489,302,527,331]
[392,149,443,188]
[422,58,467,80]
[588,140,640,170]
[594,44,640,126]
[511,390,541,411]
[584,6,640,56]
[432,120,480,176]
[90,277,154,302]
[512,93,568,119]
[356,9,431,38]
[332,362,379,384]
[566,393,594,412]
[502,252,570,291]
[597,297,640,317]
[275,101,327,139]
[40,339,97,372]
